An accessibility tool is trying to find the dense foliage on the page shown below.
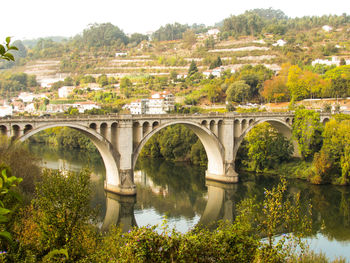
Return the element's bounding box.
[0,72,38,98]
[140,125,208,166]
[292,109,323,160]
[221,8,350,37]
[240,123,293,172]
[29,127,98,154]
[310,117,350,185]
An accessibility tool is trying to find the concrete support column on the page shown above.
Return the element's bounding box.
[210,119,238,183]
[105,126,112,143]
[115,119,136,195]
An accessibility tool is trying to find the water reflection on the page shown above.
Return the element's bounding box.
[102,193,137,232]
[28,143,350,260]
[101,180,238,232]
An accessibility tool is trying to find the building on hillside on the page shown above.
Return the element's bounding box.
[176,74,187,79]
[272,39,287,47]
[11,100,25,112]
[148,91,175,114]
[24,103,36,113]
[40,77,64,88]
[18,92,35,103]
[203,67,225,78]
[123,92,175,115]
[312,56,350,66]
[47,104,73,113]
[0,105,13,117]
[74,101,101,113]
[322,25,333,32]
[207,28,220,36]
[123,99,148,114]
[58,86,75,98]
[115,52,127,57]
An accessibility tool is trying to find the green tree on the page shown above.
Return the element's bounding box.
[292,109,323,160]
[188,60,198,76]
[82,23,128,48]
[287,65,310,101]
[316,118,350,185]
[245,123,293,172]
[209,56,222,69]
[97,74,108,87]
[120,77,132,98]
[30,169,97,261]
[226,80,250,103]
[182,29,196,49]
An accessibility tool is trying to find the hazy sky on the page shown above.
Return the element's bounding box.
[1,0,349,41]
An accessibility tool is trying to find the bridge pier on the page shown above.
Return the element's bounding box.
[205,163,239,183]
[105,169,136,195]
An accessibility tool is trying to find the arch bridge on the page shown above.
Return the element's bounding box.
[0,112,331,195]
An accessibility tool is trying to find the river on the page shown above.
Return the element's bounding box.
[28,143,350,261]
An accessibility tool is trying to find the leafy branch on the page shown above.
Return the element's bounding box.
[0,37,18,61]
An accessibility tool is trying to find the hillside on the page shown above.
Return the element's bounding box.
[1,8,350,114]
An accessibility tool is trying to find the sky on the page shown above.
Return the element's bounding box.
[1,0,349,41]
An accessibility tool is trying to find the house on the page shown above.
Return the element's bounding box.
[207,29,220,36]
[24,103,36,113]
[311,56,350,66]
[40,77,64,88]
[18,92,35,103]
[176,74,187,79]
[74,101,101,113]
[148,91,175,114]
[47,104,74,113]
[123,91,175,115]
[115,52,127,57]
[322,25,333,32]
[203,67,225,78]
[123,99,148,115]
[272,39,287,47]
[58,86,75,98]
[0,105,13,117]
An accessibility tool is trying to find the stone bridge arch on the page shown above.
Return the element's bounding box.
[132,120,226,180]
[233,118,298,161]
[18,123,129,194]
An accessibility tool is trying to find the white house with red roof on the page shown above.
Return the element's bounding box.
[123,91,175,114]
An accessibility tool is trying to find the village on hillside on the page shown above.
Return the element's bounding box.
[1,10,350,117]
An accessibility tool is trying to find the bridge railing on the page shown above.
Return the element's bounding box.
[0,111,333,123]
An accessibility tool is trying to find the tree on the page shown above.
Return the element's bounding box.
[205,83,222,103]
[209,56,222,69]
[226,81,250,103]
[292,109,323,160]
[0,37,18,61]
[317,118,350,185]
[188,60,198,76]
[287,65,310,101]
[63,76,74,86]
[340,58,346,66]
[97,74,108,87]
[27,169,97,260]
[182,29,196,49]
[82,23,128,48]
[261,76,289,102]
[120,77,132,98]
[245,123,293,171]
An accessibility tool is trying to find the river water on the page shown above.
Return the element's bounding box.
[28,143,350,261]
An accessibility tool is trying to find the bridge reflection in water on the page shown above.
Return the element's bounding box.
[101,180,237,232]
